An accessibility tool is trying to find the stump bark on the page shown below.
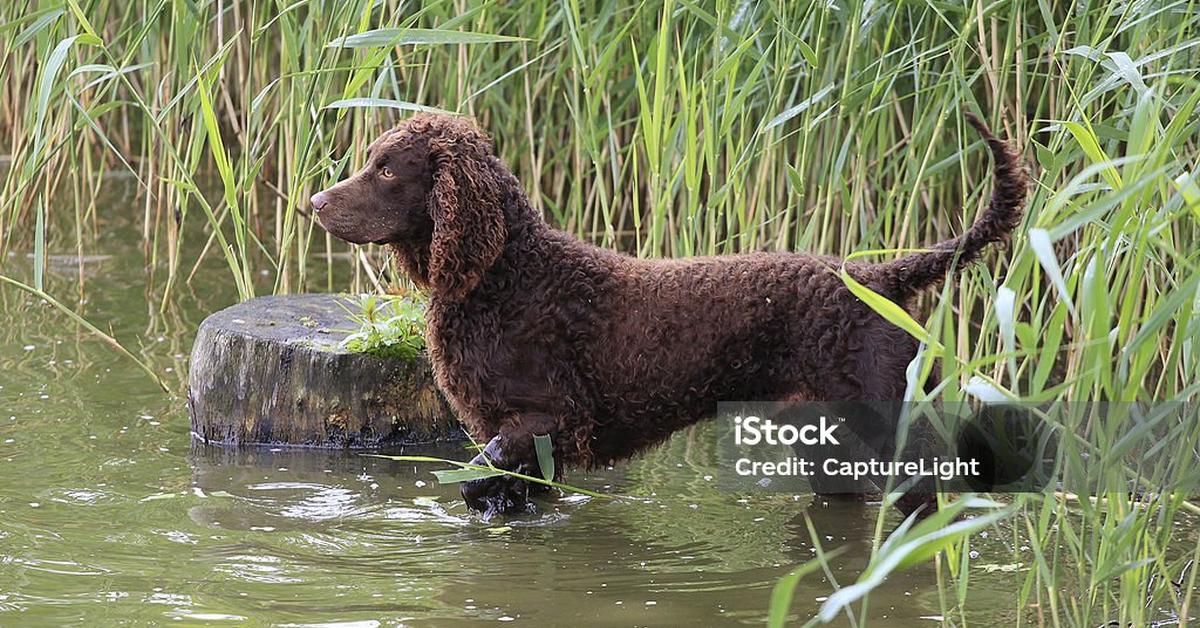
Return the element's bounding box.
[188,294,460,448]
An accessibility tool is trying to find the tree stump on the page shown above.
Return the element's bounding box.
[188,294,460,448]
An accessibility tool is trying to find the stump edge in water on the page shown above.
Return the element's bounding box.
[187,294,461,448]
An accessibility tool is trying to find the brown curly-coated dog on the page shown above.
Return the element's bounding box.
[312,112,1028,517]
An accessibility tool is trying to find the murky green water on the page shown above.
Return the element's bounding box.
[1,186,1043,626]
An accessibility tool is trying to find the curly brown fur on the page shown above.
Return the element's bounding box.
[312,112,1028,517]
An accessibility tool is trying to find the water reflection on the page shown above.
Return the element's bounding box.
[175,436,854,625]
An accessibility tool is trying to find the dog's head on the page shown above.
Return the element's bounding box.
[312,113,507,299]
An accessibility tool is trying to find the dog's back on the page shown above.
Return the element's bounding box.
[504,114,1027,465]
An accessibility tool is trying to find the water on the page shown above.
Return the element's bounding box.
[0,189,1041,626]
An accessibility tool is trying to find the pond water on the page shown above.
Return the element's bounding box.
[0,185,1070,626]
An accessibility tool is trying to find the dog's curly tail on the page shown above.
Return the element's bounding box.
[872,113,1028,299]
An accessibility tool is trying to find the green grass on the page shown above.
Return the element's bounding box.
[2,0,1200,624]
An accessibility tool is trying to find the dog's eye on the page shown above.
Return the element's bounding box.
[379,166,394,179]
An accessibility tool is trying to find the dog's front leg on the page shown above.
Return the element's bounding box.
[461,413,558,518]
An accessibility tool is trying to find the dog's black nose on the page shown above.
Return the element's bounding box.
[310,191,329,213]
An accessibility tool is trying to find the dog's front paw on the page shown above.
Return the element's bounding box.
[461,473,532,519]
[460,435,537,518]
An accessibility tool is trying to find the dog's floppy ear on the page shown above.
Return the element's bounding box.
[427,142,507,300]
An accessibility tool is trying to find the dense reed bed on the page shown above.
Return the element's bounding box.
[2,0,1199,624]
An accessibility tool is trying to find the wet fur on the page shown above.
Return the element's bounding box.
[313,113,1028,514]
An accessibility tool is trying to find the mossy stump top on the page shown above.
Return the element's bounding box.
[187,294,459,448]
